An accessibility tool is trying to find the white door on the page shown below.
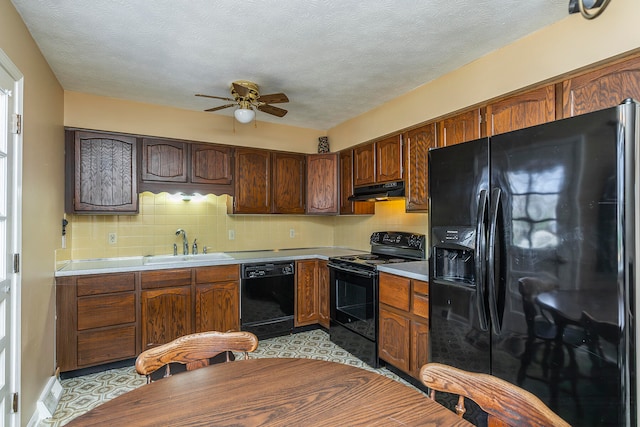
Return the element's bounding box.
[0,50,22,427]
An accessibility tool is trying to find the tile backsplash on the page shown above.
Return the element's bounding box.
[60,192,428,261]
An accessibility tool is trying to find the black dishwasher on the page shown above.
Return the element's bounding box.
[241,261,295,339]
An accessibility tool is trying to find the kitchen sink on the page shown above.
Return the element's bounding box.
[143,253,233,265]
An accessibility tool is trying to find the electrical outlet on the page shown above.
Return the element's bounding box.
[108,232,117,244]
[228,229,235,240]
[289,229,295,238]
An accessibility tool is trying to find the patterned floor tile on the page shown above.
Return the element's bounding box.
[40,329,421,426]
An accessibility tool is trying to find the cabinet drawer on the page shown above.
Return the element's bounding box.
[77,273,135,296]
[195,264,239,284]
[379,273,410,311]
[413,280,429,296]
[77,325,136,367]
[413,293,429,319]
[141,268,191,289]
[77,293,136,330]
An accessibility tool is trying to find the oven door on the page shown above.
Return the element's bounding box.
[329,264,377,341]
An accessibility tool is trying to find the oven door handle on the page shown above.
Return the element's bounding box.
[327,263,377,279]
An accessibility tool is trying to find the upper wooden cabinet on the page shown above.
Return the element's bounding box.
[272,152,306,214]
[141,138,188,183]
[232,148,271,214]
[486,85,556,136]
[65,130,138,214]
[404,123,436,212]
[375,135,403,183]
[339,149,374,215]
[438,108,482,147]
[140,138,234,195]
[306,153,338,215]
[353,142,376,186]
[191,143,233,185]
[232,148,310,214]
[353,136,403,187]
[563,56,640,118]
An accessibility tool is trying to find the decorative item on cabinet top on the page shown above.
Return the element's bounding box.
[317,136,330,153]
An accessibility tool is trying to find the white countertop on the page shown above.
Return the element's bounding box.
[55,247,369,277]
[377,260,429,281]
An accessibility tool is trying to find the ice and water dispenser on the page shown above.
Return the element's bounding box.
[431,226,476,286]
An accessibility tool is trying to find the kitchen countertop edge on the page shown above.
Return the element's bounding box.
[377,261,429,281]
[55,247,369,277]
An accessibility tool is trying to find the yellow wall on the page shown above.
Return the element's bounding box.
[64,91,326,153]
[0,0,65,423]
[328,0,640,151]
[67,195,427,257]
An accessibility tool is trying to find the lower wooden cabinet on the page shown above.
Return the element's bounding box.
[318,260,330,329]
[56,272,138,372]
[57,265,241,373]
[194,265,240,333]
[378,272,430,379]
[295,260,319,326]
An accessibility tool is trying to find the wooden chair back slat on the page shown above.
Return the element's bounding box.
[420,363,571,427]
[135,331,259,383]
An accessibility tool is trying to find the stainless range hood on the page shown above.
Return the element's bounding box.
[348,181,405,202]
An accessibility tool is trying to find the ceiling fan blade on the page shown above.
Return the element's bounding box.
[257,93,289,104]
[196,93,235,102]
[257,104,288,117]
[232,82,250,98]
[205,104,235,112]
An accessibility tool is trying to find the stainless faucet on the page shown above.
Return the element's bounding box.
[175,229,189,255]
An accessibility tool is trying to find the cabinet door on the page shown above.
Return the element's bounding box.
[410,318,429,379]
[141,286,192,350]
[404,123,436,212]
[233,148,271,214]
[339,149,374,215]
[306,153,338,214]
[141,138,188,183]
[70,131,138,213]
[272,152,305,214]
[295,260,319,326]
[376,135,402,183]
[486,85,556,135]
[353,143,376,186]
[318,260,330,329]
[195,282,239,333]
[191,143,233,185]
[563,56,640,118]
[378,307,410,372]
[438,108,481,147]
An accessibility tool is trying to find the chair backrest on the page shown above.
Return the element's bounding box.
[135,331,259,383]
[420,363,571,427]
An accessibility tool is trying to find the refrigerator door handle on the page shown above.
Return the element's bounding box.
[474,189,489,331]
[487,187,502,335]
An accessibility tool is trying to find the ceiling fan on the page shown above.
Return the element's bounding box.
[196,80,289,123]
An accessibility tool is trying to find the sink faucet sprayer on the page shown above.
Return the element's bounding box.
[176,229,189,255]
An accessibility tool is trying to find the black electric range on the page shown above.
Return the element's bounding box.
[327,231,426,367]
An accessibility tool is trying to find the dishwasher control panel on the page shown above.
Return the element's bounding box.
[242,261,295,279]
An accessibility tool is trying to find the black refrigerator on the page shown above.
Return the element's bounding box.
[428,100,637,427]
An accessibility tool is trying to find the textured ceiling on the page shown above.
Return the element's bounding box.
[11,0,568,130]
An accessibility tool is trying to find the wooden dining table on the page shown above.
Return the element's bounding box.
[65,357,473,426]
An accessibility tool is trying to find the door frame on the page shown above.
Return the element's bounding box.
[0,47,23,427]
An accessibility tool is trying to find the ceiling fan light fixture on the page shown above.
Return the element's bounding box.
[234,107,255,124]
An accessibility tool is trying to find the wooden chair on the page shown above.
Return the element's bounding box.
[420,363,571,427]
[135,331,259,383]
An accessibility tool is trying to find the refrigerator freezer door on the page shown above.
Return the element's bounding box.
[429,138,491,372]
[489,106,626,427]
